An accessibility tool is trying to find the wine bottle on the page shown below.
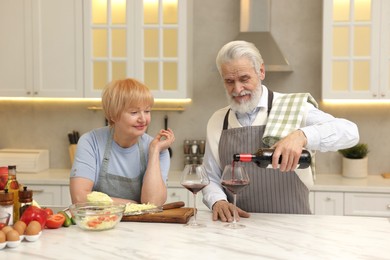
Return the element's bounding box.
[233,148,311,169]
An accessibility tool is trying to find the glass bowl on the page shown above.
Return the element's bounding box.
[69,202,125,231]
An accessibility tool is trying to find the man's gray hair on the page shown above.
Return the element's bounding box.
[216,41,264,76]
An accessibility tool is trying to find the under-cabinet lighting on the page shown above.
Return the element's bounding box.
[0,97,101,102]
[0,97,192,106]
[322,99,390,105]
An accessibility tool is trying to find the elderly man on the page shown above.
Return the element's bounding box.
[201,41,359,222]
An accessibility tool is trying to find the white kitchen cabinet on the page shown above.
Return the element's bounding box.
[61,186,72,207]
[344,192,390,217]
[313,191,344,215]
[0,0,83,98]
[188,190,209,211]
[28,184,70,208]
[309,191,315,213]
[322,0,390,100]
[83,0,192,99]
[166,187,188,206]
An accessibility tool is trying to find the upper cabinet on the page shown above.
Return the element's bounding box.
[83,0,192,99]
[322,0,390,100]
[0,0,191,100]
[0,0,83,98]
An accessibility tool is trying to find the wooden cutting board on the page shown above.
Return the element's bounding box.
[121,207,194,224]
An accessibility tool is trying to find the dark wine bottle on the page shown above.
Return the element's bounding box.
[233,148,311,169]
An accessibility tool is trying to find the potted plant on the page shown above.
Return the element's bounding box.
[338,143,369,178]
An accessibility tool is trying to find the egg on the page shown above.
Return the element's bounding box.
[0,230,5,243]
[1,225,13,234]
[26,220,41,235]
[13,221,26,235]
[6,229,20,241]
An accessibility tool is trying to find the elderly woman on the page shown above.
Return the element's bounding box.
[70,78,175,206]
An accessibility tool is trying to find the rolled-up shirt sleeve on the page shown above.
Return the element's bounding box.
[300,103,359,152]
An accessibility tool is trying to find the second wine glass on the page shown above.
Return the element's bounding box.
[221,164,250,229]
[180,164,210,228]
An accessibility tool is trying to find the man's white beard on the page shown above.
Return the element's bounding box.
[227,84,262,114]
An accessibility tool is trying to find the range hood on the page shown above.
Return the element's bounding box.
[236,0,292,72]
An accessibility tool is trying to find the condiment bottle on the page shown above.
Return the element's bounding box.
[0,189,14,225]
[19,186,33,217]
[5,165,21,223]
[233,148,311,169]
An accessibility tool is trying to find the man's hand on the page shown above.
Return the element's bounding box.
[271,130,307,172]
[212,200,250,222]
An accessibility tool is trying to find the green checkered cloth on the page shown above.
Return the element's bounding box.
[262,93,318,147]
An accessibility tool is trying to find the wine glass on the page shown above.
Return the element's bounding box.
[180,164,210,228]
[221,164,250,229]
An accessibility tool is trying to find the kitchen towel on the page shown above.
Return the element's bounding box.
[262,92,318,147]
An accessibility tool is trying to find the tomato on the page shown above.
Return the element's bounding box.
[87,219,102,228]
[20,206,48,229]
[0,223,6,230]
[45,214,66,229]
[43,207,54,216]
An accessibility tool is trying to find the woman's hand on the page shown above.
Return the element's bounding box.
[150,128,175,153]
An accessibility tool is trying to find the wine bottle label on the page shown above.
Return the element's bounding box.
[239,154,253,162]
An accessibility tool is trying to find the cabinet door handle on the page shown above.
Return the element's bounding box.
[325,197,332,201]
[170,192,176,196]
[31,189,44,193]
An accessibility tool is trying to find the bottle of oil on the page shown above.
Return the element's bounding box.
[233,148,311,169]
[5,165,20,223]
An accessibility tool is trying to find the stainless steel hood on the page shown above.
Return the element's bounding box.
[236,0,292,72]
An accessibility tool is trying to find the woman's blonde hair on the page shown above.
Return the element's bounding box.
[102,78,154,126]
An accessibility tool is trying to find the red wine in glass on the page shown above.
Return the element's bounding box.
[182,183,207,194]
[221,179,249,194]
[221,164,249,229]
[180,164,210,228]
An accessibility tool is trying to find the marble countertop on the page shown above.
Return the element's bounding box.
[312,174,390,193]
[17,169,390,193]
[2,211,390,259]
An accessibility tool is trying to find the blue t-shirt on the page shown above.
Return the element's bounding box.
[70,127,170,188]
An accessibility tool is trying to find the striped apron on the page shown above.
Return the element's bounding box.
[94,128,147,202]
[218,91,311,214]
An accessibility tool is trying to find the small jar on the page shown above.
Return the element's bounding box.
[0,189,14,225]
[184,156,192,166]
[183,140,191,154]
[191,140,198,155]
[198,140,206,154]
[19,186,33,217]
[192,156,199,165]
